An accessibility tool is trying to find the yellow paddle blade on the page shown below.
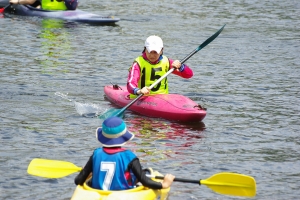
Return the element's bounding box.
[27,158,82,178]
[201,172,256,197]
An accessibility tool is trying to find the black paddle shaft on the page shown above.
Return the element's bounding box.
[0,4,11,13]
[154,175,201,185]
[180,24,226,64]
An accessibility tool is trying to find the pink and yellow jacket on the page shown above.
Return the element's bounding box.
[127,52,193,95]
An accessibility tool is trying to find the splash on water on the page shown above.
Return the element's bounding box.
[74,101,106,118]
[54,92,107,118]
[54,92,73,102]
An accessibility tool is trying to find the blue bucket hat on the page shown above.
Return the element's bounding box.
[96,117,134,147]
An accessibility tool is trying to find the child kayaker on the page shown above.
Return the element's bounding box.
[127,35,194,99]
[74,116,175,190]
[9,0,78,10]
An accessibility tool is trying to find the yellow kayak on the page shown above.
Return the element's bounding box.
[26,159,256,199]
[70,168,170,200]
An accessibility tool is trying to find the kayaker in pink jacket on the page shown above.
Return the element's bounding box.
[127,35,193,99]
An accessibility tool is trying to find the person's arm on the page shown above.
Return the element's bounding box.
[169,59,193,78]
[74,155,93,185]
[129,158,174,189]
[64,0,78,10]
[127,62,142,95]
[9,0,36,4]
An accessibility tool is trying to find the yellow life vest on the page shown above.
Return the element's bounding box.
[42,0,67,11]
[130,55,170,99]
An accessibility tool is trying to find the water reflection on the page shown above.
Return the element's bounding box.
[127,116,206,162]
[37,18,76,74]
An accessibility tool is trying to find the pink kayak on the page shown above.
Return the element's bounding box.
[104,85,206,122]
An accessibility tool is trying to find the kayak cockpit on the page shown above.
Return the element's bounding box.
[71,168,170,200]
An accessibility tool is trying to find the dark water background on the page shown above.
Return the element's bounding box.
[0,0,299,199]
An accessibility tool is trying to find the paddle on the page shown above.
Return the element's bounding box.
[147,173,256,198]
[27,158,256,197]
[0,4,10,13]
[99,24,226,119]
[27,158,82,178]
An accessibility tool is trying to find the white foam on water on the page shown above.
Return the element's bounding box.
[54,92,107,118]
[55,91,73,102]
[74,101,106,118]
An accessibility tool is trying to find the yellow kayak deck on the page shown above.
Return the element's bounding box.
[71,169,170,200]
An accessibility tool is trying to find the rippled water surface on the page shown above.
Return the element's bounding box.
[0,0,299,199]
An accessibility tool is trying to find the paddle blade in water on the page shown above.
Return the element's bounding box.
[201,172,256,197]
[98,108,124,119]
[27,158,82,178]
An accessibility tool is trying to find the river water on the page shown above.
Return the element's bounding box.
[0,0,299,199]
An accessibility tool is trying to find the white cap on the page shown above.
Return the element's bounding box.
[144,35,163,54]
